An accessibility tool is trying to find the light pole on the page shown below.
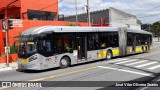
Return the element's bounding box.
[87,0,91,26]
[75,0,78,26]
[5,0,18,67]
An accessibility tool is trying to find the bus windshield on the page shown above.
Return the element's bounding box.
[18,35,38,58]
[18,41,37,58]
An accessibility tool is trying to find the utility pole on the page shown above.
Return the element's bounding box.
[75,0,78,26]
[5,7,9,67]
[149,24,151,32]
[5,0,18,67]
[87,0,91,26]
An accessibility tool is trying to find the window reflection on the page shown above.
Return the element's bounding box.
[27,9,57,20]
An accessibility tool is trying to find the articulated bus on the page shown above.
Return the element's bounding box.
[18,26,152,70]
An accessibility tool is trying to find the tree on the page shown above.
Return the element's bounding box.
[141,24,152,32]
[142,21,160,42]
[152,21,160,41]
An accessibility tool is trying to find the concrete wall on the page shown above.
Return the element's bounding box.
[109,7,141,30]
[60,7,141,29]
[60,9,109,24]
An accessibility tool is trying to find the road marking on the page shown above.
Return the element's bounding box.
[106,58,128,63]
[97,66,154,77]
[115,59,138,64]
[28,66,97,81]
[135,62,158,68]
[137,50,160,58]
[147,64,160,70]
[0,66,96,90]
[0,49,159,90]
[126,60,148,66]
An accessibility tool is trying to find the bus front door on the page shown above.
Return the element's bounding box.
[77,35,87,60]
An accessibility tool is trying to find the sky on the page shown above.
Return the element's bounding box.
[59,0,160,24]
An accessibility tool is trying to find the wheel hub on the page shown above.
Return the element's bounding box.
[61,59,67,66]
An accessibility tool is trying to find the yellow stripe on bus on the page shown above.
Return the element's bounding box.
[112,49,119,55]
[136,47,142,52]
[19,58,29,63]
[27,42,35,44]
[98,49,119,58]
[130,48,132,53]
[98,51,107,58]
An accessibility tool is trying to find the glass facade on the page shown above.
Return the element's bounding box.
[27,9,57,20]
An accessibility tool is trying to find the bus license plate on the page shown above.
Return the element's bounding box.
[19,59,29,63]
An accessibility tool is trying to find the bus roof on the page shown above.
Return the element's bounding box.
[127,28,151,35]
[21,26,151,35]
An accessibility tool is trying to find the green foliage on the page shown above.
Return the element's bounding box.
[67,23,76,26]
[141,24,151,31]
[10,45,18,54]
[142,21,160,36]
[152,21,160,34]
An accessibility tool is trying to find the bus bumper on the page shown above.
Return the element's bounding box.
[17,62,40,70]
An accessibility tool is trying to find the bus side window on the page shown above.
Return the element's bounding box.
[54,35,63,53]
[41,41,46,52]
[99,33,107,49]
[63,34,72,52]
[88,34,99,50]
[127,33,132,46]
[41,41,52,52]
[45,41,52,52]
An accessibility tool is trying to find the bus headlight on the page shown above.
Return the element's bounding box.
[29,55,37,62]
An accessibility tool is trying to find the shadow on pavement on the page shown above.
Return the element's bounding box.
[97,73,160,90]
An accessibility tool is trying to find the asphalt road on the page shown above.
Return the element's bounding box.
[0,42,160,90]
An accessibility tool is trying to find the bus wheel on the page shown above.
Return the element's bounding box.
[145,46,148,52]
[142,47,144,53]
[106,50,112,60]
[60,57,70,68]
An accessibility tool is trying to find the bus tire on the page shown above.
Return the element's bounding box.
[106,50,112,60]
[145,46,149,52]
[60,57,70,68]
[142,46,144,53]
[145,46,148,52]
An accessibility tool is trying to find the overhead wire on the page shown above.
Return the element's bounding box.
[135,5,160,15]
[138,12,160,18]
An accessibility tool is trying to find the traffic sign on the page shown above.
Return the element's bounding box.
[2,19,23,31]
[11,19,23,28]
[8,19,13,29]
[2,19,7,31]
[5,47,10,53]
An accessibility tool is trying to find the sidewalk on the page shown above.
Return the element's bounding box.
[153,37,160,42]
[0,62,18,72]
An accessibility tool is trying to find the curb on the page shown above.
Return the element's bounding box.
[0,67,18,72]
